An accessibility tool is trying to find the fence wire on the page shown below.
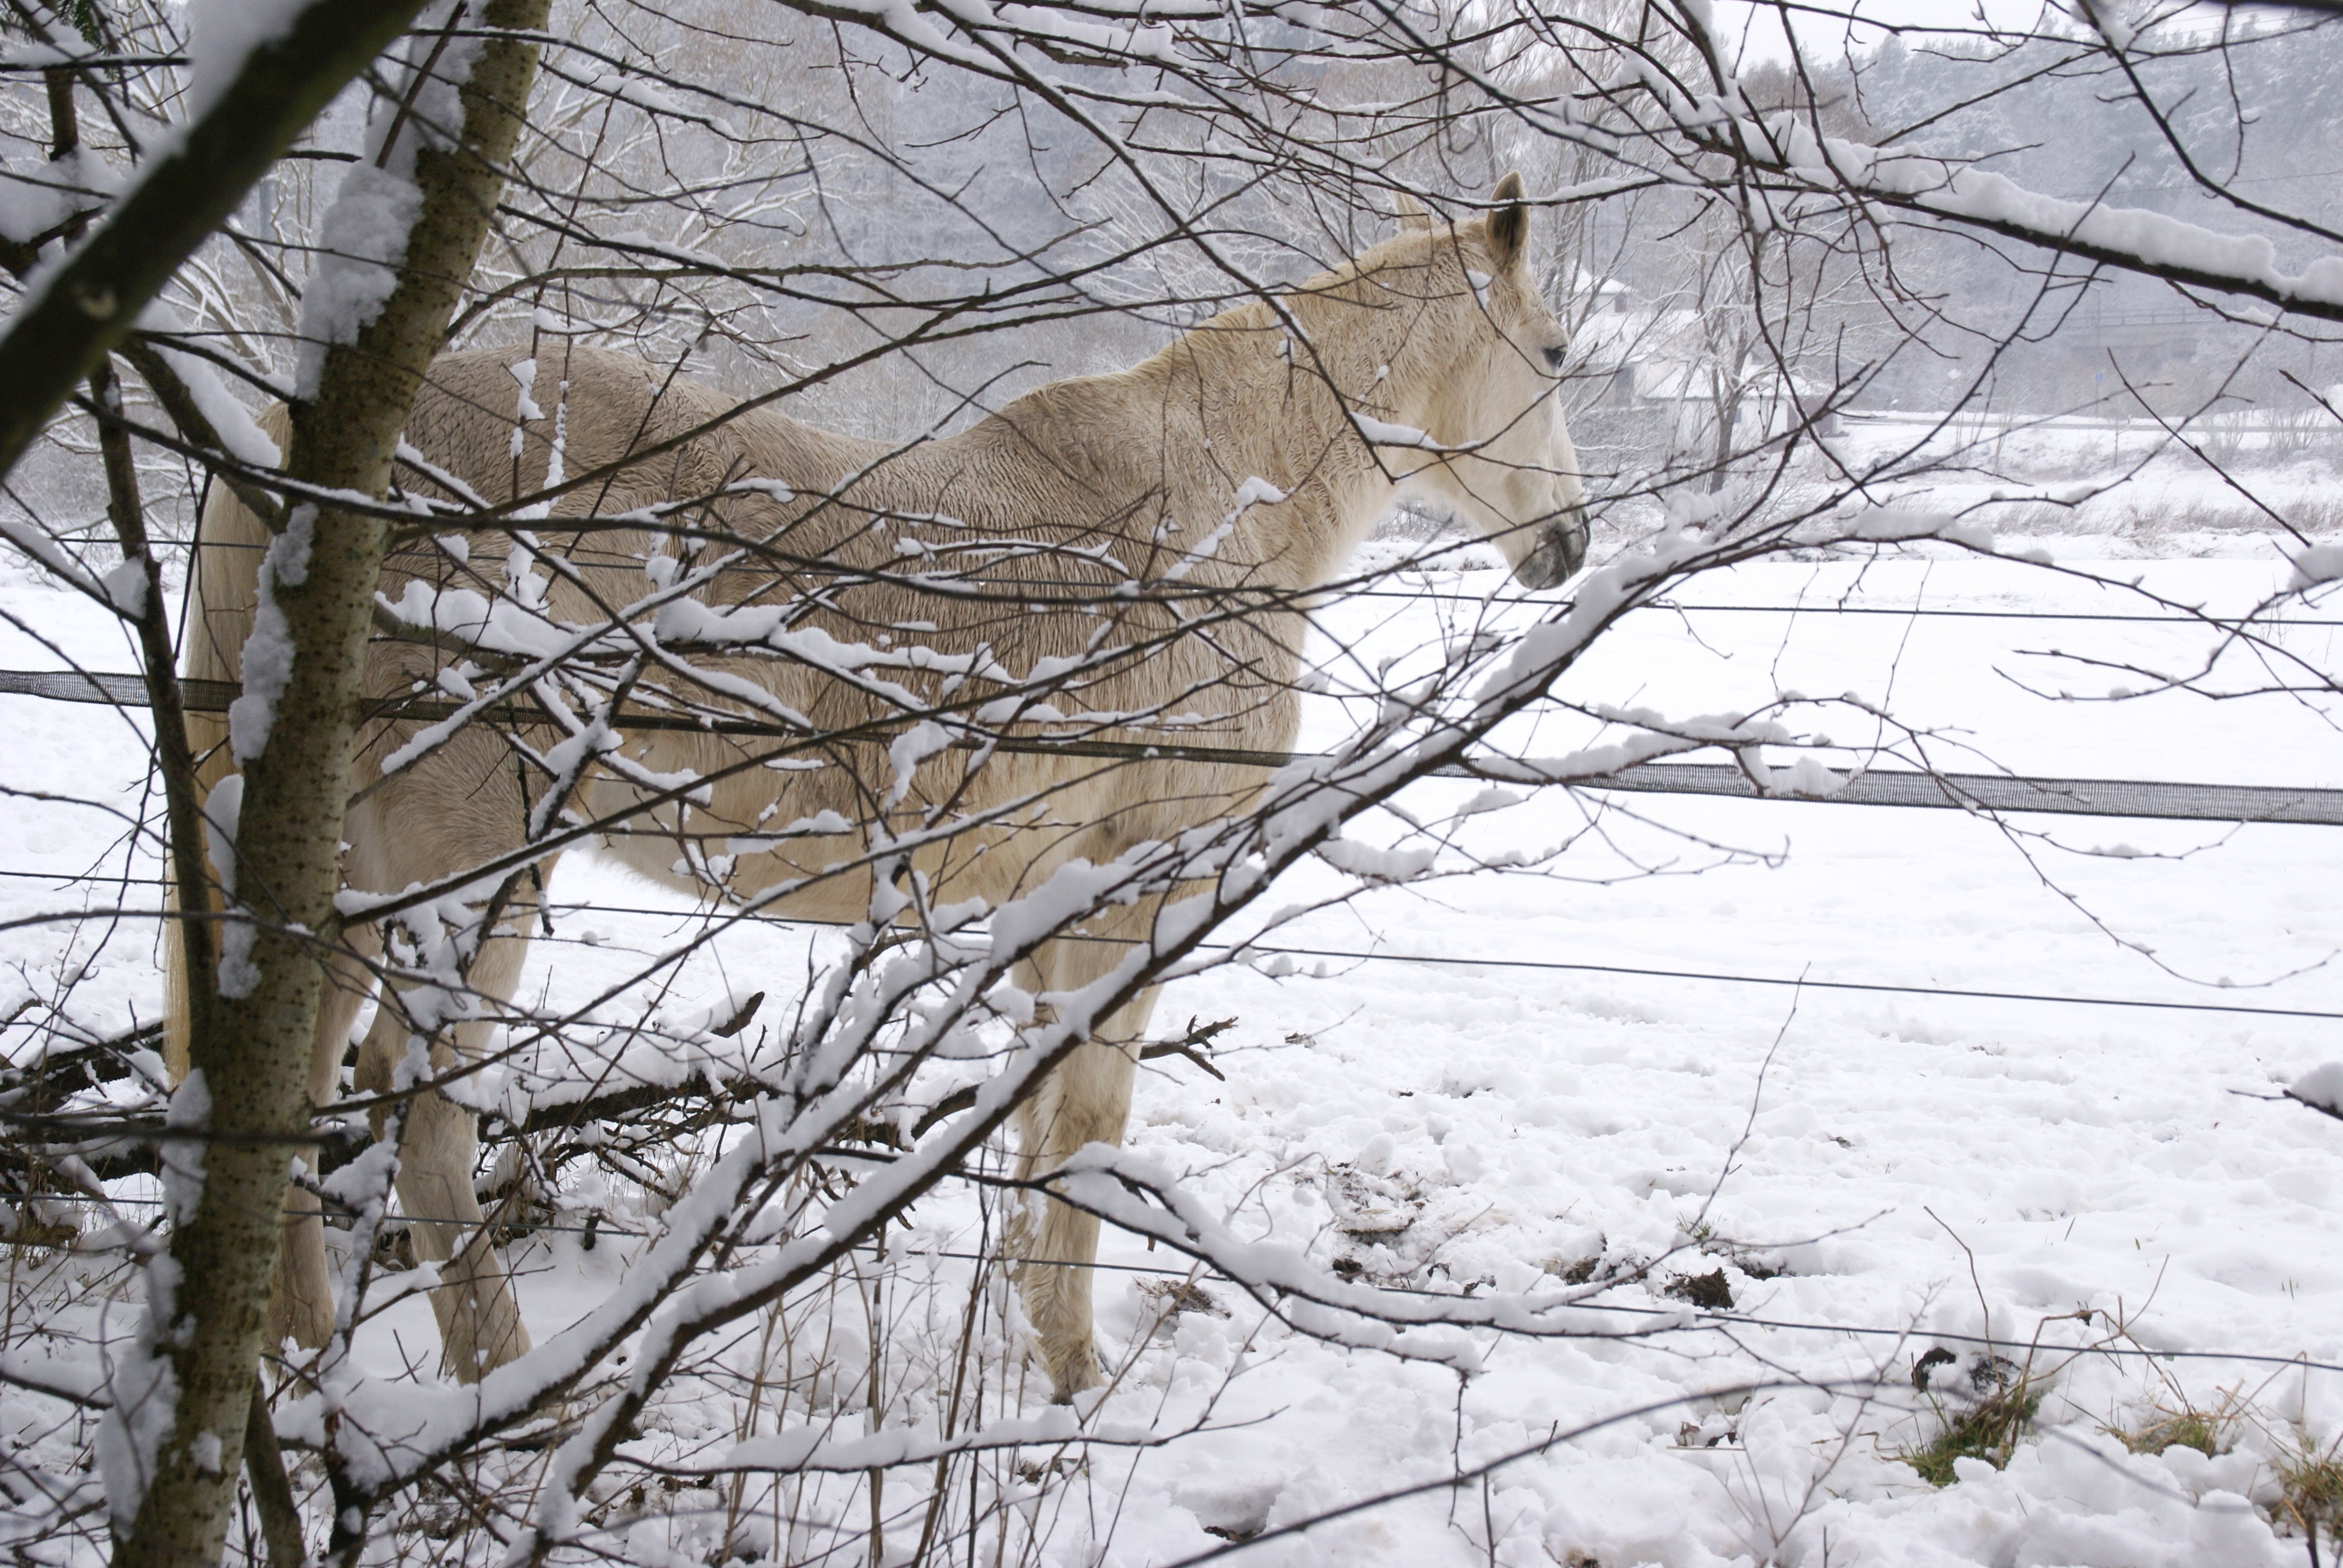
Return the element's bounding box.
[7,666,2341,826]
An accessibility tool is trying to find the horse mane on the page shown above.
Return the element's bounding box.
[969,212,1506,558]
[1083,214,1497,400]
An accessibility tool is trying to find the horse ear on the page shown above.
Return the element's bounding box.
[1392,190,1434,232]
[1486,171,1530,270]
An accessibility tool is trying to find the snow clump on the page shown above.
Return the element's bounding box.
[2289,1062,2343,1115]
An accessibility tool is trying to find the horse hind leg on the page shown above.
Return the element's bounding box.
[1008,933,1162,1403]
[352,878,540,1382]
[1011,1039,1136,1402]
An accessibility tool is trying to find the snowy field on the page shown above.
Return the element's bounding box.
[5,528,2342,1567]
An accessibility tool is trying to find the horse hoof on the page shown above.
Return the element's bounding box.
[1045,1344,1108,1405]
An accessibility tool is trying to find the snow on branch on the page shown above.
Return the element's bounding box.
[1783,129,2343,324]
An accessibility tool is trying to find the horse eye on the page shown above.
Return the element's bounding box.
[1541,344,1566,372]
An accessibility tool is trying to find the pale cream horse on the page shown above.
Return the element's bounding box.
[171,175,1588,1400]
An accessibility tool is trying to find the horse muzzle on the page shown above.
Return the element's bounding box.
[1512,511,1588,590]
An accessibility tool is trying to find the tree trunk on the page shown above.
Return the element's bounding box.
[110,6,551,1566]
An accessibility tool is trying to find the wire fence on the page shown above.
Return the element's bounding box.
[163,533,2343,622]
[4,652,2339,1025]
[22,1197,2334,1380]
[3,866,2332,1021]
[7,666,2342,825]
[8,599,2336,1455]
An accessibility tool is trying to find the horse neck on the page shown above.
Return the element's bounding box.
[1147,286,1430,591]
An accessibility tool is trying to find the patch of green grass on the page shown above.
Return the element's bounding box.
[2276,1433,2343,1546]
[2112,1398,2238,1459]
[1899,1356,2043,1487]
[2099,1378,2247,1462]
[2123,1411,2224,1457]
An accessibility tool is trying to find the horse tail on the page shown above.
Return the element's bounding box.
[163,405,292,1081]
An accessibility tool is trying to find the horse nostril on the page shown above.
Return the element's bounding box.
[1559,514,1587,575]
[1513,514,1586,590]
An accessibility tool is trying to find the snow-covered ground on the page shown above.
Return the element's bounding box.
[1827,414,2343,551]
[4,532,2341,1567]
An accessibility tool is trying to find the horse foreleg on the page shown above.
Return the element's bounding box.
[352,884,539,1382]
[267,934,379,1358]
[1009,932,1161,1403]
[390,1069,531,1379]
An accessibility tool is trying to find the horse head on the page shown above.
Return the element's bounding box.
[1376,173,1590,589]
